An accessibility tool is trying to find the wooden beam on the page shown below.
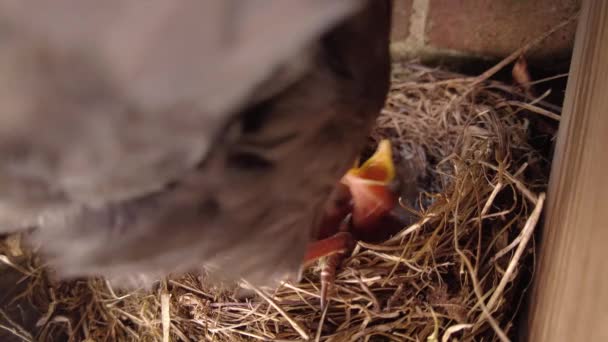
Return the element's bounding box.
[526,1,608,341]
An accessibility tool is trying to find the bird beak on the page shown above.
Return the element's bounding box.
[341,139,396,228]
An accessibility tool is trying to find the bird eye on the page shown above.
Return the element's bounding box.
[240,98,275,134]
[226,151,274,171]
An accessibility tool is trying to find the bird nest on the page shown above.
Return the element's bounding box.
[0,58,563,341]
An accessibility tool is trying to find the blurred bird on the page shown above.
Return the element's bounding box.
[0,0,393,286]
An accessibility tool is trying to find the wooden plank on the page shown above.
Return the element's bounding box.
[526,1,608,341]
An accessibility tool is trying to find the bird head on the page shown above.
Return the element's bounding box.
[341,139,397,229]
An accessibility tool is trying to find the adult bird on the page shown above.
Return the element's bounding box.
[0,0,393,286]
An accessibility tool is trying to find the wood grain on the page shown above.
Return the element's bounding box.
[526,1,608,340]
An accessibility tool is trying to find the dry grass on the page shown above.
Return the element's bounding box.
[0,58,564,341]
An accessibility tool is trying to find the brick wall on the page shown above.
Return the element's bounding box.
[390,0,580,63]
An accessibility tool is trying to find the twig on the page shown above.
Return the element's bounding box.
[486,193,545,312]
[161,292,171,342]
[353,270,380,312]
[497,101,561,121]
[168,280,215,299]
[442,324,473,342]
[457,250,510,342]
[0,308,33,342]
[242,280,310,340]
[481,182,503,217]
[480,162,538,204]
[315,303,329,342]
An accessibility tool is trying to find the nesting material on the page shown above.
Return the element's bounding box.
[0,60,562,341]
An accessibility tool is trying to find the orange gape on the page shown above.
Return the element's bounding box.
[306,139,397,261]
[341,139,396,230]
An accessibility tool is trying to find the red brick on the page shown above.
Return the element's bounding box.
[390,0,414,42]
[426,0,580,60]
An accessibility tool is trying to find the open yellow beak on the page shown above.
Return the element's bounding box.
[341,139,396,228]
